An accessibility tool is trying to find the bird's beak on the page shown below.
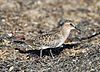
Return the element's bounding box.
[70,23,81,32]
[74,26,81,32]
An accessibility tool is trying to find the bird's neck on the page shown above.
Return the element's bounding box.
[61,26,72,39]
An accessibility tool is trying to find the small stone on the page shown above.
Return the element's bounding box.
[9,66,14,72]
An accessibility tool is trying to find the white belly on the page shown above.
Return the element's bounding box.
[56,39,65,47]
[40,46,51,49]
[56,34,69,47]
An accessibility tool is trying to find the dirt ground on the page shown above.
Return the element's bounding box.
[0,0,100,72]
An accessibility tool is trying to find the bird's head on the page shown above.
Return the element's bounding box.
[58,19,81,31]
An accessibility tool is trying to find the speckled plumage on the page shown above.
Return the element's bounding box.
[27,19,77,51]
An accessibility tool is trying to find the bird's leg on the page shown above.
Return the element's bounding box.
[40,49,43,58]
[50,49,54,59]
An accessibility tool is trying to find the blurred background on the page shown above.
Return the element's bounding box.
[0,0,100,72]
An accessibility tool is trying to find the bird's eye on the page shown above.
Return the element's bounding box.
[70,23,73,26]
[70,23,75,27]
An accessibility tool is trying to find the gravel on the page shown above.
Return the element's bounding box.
[0,0,100,72]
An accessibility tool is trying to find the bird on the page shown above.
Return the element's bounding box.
[25,19,80,58]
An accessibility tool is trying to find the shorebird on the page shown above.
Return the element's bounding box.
[26,19,80,57]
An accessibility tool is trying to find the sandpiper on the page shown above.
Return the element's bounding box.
[26,19,80,57]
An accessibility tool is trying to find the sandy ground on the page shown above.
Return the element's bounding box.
[0,0,100,72]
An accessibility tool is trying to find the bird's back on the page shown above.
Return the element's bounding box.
[31,28,63,50]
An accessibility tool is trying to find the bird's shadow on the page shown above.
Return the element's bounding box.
[15,43,79,57]
[15,30,100,57]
